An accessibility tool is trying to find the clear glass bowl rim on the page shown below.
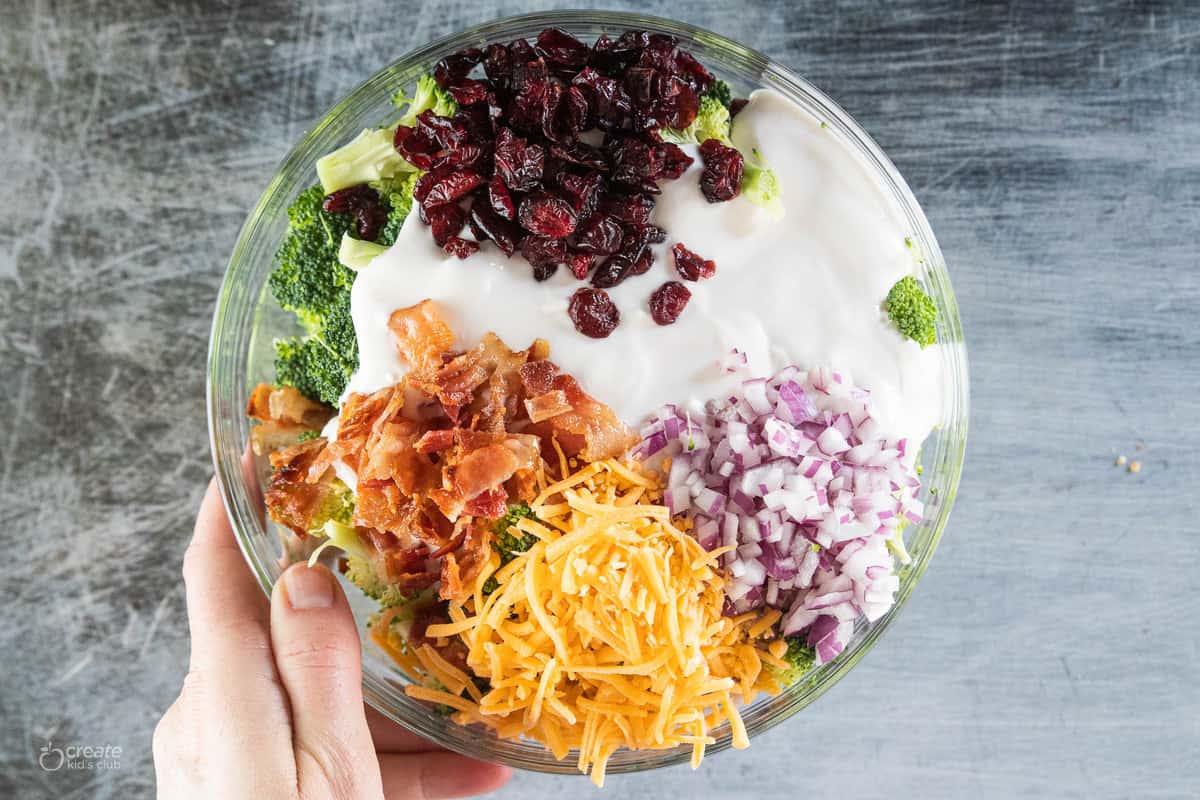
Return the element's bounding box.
[208,9,969,778]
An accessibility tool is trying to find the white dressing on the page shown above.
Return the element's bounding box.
[345,89,944,443]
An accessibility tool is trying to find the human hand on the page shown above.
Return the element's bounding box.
[153,480,512,799]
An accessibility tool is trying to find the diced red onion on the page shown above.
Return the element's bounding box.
[637,364,927,664]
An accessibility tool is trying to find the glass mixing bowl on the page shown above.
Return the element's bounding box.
[208,10,969,777]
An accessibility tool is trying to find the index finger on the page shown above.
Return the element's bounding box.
[183,479,274,677]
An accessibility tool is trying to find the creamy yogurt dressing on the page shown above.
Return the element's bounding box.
[343,89,944,445]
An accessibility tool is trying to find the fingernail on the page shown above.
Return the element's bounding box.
[283,565,334,610]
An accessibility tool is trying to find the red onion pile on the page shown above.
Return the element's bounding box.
[638,361,924,664]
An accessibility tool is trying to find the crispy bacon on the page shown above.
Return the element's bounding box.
[389,299,456,377]
[246,383,334,455]
[255,298,635,604]
[520,363,637,461]
[264,439,339,537]
[439,520,494,601]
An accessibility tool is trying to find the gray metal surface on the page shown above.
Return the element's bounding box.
[1,1,1197,798]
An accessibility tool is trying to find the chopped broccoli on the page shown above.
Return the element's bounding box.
[274,336,350,407]
[660,93,731,146]
[316,126,413,194]
[370,171,420,247]
[338,233,389,271]
[343,555,424,608]
[705,79,733,109]
[392,73,458,127]
[481,504,538,593]
[269,186,356,331]
[884,276,937,348]
[772,637,817,686]
[742,147,783,219]
[297,429,321,442]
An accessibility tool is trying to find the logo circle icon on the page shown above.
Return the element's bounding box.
[39,741,65,772]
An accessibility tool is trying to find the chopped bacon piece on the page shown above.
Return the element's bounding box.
[522,365,636,461]
[415,428,457,454]
[389,299,456,377]
[525,389,571,422]
[247,383,334,455]
[439,520,494,601]
[264,439,340,537]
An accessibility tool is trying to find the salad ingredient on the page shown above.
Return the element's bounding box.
[265,301,636,605]
[884,275,937,348]
[273,326,354,407]
[322,185,388,241]
[269,186,356,332]
[670,242,716,281]
[740,148,783,219]
[337,234,388,271]
[567,287,620,339]
[698,138,744,203]
[640,366,924,663]
[769,637,817,685]
[659,88,732,147]
[347,89,945,446]
[649,281,692,325]
[392,73,458,128]
[246,383,334,455]
[403,460,780,786]
[317,127,411,195]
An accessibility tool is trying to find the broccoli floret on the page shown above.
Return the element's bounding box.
[297,429,321,442]
[480,504,538,593]
[338,233,388,271]
[772,637,817,686]
[392,74,458,127]
[343,555,423,608]
[316,127,413,194]
[705,79,733,109]
[371,171,419,247]
[274,336,349,407]
[884,276,937,348]
[269,186,356,330]
[742,147,783,220]
[660,94,731,146]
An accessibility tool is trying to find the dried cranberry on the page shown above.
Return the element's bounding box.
[574,214,623,255]
[539,82,567,142]
[494,128,545,191]
[487,175,516,221]
[447,79,490,106]
[629,245,654,276]
[512,57,549,94]
[394,125,437,170]
[550,141,608,172]
[649,281,691,325]
[608,137,663,184]
[509,37,536,64]
[420,169,485,208]
[433,48,483,88]
[426,204,467,247]
[416,110,469,150]
[507,78,550,133]
[658,142,695,179]
[572,68,631,127]
[671,242,716,281]
[468,202,520,256]
[602,192,655,225]
[561,86,590,136]
[730,97,749,118]
[322,185,387,241]
[591,236,646,288]
[517,192,578,238]
[568,287,620,338]
[557,171,604,218]
[673,50,714,93]
[698,138,744,202]
[567,251,593,279]
[443,236,480,259]
[483,43,513,90]
[659,80,700,130]
[535,28,591,68]
[520,235,566,279]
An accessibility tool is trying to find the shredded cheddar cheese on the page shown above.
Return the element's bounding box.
[399,458,783,786]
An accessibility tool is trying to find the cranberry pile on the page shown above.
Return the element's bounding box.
[393,28,741,338]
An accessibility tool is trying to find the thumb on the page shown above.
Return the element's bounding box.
[271,563,384,800]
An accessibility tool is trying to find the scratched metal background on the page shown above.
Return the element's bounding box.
[2,1,1197,798]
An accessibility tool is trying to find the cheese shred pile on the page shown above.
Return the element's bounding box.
[397,458,782,786]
